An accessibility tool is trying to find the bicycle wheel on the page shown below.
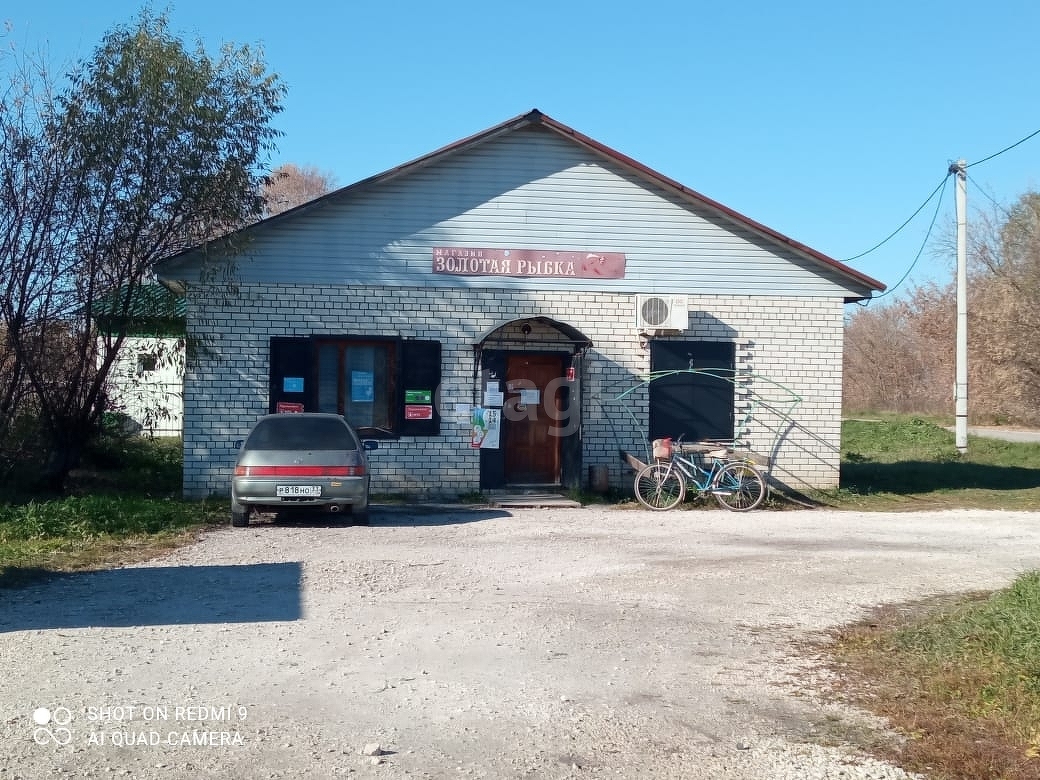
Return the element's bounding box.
[712,461,766,511]
[634,463,685,510]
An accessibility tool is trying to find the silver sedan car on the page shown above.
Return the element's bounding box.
[231,413,377,527]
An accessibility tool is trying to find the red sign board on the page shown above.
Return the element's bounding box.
[433,248,625,279]
[276,402,305,413]
[404,405,434,420]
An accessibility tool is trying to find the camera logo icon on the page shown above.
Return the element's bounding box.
[32,707,73,745]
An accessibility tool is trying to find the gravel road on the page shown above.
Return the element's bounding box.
[3,506,1040,779]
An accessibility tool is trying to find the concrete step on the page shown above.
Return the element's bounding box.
[487,492,582,509]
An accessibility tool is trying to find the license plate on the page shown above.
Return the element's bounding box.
[276,485,321,497]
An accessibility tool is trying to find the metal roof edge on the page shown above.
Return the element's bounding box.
[158,108,885,297]
[530,111,885,295]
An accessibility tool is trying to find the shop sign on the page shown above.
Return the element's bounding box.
[276,402,304,413]
[433,247,625,279]
[405,405,433,420]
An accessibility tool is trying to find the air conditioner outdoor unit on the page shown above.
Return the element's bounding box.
[635,294,688,332]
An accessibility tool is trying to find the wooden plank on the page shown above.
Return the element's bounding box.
[619,450,648,473]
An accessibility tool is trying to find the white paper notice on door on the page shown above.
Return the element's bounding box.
[519,389,540,405]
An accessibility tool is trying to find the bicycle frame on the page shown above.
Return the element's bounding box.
[663,450,729,497]
[633,438,767,511]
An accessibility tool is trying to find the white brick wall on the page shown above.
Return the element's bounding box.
[182,285,844,499]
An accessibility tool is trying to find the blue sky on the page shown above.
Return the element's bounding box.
[6,1,1040,299]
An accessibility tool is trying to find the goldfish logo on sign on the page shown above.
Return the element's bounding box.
[580,253,626,278]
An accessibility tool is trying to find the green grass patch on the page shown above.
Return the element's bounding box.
[829,572,1040,779]
[0,495,224,587]
[73,435,185,496]
[813,416,1040,510]
[0,436,221,587]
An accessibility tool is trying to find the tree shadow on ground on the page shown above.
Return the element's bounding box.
[0,562,302,632]
[842,461,1040,495]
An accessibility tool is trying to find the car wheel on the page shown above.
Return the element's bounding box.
[231,503,249,528]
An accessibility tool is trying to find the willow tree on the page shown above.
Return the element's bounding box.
[0,10,285,488]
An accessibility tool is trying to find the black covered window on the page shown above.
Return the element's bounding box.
[649,340,735,442]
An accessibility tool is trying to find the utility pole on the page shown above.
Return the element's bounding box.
[952,159,968,453]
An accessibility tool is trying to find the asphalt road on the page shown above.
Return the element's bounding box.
[964,425,1040,443]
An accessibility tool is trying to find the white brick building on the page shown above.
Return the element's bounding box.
[158,110,883,500]
[94,284,185,437]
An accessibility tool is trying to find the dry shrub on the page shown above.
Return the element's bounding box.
[845,191,1040,425]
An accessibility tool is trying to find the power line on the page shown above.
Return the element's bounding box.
[965,173,1012,220]
[860,174,950,304]
[966,126,1040,169]
[844,125,1040,266]
[844,173,950,262]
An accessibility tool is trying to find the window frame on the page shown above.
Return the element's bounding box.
[648,340,736,442]
[267,336,442,439]
[314,336,398,435]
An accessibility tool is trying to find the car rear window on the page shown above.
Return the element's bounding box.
[246,417,357,451]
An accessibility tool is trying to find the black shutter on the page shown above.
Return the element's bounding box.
[269,337,313,413]
[399,340,441,436]
[478,350,507,489]
[649,341,735,441]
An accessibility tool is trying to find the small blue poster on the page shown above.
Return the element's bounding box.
[351,370,374,402]
[283,377,304,393]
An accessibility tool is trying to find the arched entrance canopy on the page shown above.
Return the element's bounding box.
[473,316,590,490]
[474,316,593,354]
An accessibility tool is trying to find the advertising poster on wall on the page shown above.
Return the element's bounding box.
[470,407,501,449]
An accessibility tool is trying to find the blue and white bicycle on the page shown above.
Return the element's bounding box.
[633,436,767,512]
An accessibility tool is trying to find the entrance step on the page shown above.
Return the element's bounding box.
[486,491,581,509]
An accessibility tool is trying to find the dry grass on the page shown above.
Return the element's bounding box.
[823,580,1040,780]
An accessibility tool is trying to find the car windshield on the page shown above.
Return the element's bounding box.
[245,417,356,451]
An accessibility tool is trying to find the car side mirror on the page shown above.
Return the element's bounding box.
[363,440,379,451]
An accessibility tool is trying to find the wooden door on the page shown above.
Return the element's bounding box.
[504,354,564,484]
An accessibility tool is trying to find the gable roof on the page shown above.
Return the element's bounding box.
[159,109,884,300]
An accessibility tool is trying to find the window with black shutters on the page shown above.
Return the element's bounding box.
[267,337,441,437]
[648,340,735,442]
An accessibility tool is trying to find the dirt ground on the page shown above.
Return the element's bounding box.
[3,506,1040,779]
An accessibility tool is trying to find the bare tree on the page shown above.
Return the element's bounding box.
[843,284,954,416]
[262,163,336,216]
[0,41,74,479]
[844,191,1040,425]
[966,192,1040,425]
[0,10,285,489]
